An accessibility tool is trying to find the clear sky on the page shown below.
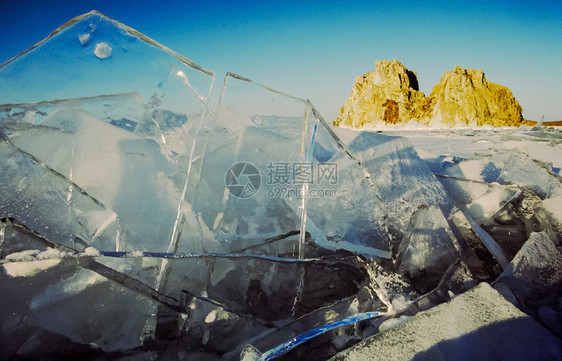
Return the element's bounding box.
[1,0,561,121]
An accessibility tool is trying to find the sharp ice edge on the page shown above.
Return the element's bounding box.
[157,96,213,290]
[66,146,74,204]
[255,311,385,361]
[6,141,114,212]
[92,212,119,240]
[0,92,142,112]
[1,141,124,248]
[463,212,509,268]
[292,114,318,316]
[0,11,215,77]
[0,223,5,253]
[297,111,318,259]
[291,265,305,317]
[1,250,322,264]
[99,251,322,263]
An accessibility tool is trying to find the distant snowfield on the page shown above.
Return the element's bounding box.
[378,125,562,230]
[380,126,562,177]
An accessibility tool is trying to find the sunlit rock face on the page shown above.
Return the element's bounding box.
[425,66,524,126]
[335,60,525,127]
[334,59,427,127]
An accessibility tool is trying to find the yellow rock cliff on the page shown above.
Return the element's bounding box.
[335,60,524,127]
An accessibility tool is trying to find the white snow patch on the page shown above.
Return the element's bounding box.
[83,247,101,256]
[5,248,73,263]
[36,248,71,260]
[2,259,61,277]
[390,295,410,312]
[5,249,41,261]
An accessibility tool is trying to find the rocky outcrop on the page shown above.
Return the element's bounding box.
[334,59,427,127]
[334,60,525,127]
[426,66,523,126]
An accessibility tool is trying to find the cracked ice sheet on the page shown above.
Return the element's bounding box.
[0,11,214,108]
[0,140,122,250]
[1,94,214,254]
[3,104,182,252]
[0,223,381,358]
[434,149,562,226]
[0,11,216,255]
[0,257,159,353]
[382,127,562,177]
[435,163,521,223]
[332,127,455,247]
[0,225,170,355]
[190,73,392,258]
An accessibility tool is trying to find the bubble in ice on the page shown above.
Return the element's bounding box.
[79,33,91,45]
[94,42,112,59]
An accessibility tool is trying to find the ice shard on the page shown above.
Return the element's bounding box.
[0,219,386,358]
[0,136,122,250]
[332,128,456,248]
[187,73,393,259]
[0,11,214,106]
[435,154,524,223]
[0,11,215,254]
[0,221,161,354]
[0,11,404,268]
[434,150,561,260]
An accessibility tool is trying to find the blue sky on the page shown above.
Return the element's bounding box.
[1,0,561,121]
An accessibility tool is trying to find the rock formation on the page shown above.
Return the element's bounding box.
[426,66,524,126]
[335,59,427,127]
[334,60,525,127]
